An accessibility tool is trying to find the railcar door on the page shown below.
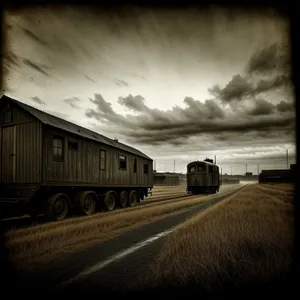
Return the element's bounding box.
[133,157,138,185]
[1,125,16,183]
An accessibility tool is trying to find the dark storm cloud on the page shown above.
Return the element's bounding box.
[64,97,81,109]
[183,97,225,119]
[23,59,51,77]
[247,43,279,75]
[209,74,290,103]
[208,42,291,104]
[31,96,45,105]
[86,93,295,146]
[19,26,49,48]
[118,94,148,112]
[254,74,290,94]
[89,94,116,115]
[85,94,131,126]
[276,100,294,113]
[247,42,290,75]
[211,75,252,103]
[3,51,21,69]
[115,79,129,87]
[85,75,96,83]
[247,99,275,116]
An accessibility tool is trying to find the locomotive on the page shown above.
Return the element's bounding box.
[186,158,221,195]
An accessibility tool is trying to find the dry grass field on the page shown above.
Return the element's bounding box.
[134,183,295,292]
[4,184,240,270]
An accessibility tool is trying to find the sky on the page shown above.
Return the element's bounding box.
[2,4,296,175]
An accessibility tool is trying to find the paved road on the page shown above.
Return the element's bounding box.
[11,184,245,293]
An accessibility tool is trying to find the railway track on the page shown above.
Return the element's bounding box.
[0,184,243,231]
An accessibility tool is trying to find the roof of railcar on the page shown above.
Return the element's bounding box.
[187,160,219,168]
[1,95,152,160]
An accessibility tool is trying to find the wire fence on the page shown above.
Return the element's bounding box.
[153,155,297,175]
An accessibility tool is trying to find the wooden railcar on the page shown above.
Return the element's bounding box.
[0,95,153,221]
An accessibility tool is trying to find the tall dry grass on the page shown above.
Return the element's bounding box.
[5,187,232,270]
[135,184,294,292]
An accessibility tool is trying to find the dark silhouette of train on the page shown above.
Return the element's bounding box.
[186,158,221,194]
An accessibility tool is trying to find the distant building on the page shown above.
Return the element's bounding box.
[259,167,294,183]
[153,172,180,186]
[221,178,240,184]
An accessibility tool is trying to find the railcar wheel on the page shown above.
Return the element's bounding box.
[103,191,117,211]
[139,189,145,201]
[45,193,69,221]
[119,191,128,208]
[74,191,97,215]
[128,190,137,207]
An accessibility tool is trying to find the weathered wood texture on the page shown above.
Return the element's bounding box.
[42,127,153,187]
[1,98,153,188]
[0,102,42,183]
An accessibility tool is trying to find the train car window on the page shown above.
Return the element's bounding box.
[134,159,137,173]
[197,165,204,172]
[2,105,13,124]
[68,141,78,151]
[144,164,148,174]
[189,166,196,172]
[100,150,106,170]
[53,136,64,161]
[119,155,127,170]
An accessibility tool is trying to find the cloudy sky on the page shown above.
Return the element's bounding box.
[3,5,296,174]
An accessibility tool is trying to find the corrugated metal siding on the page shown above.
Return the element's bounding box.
[43,127,153,187]
[0,103,42,184]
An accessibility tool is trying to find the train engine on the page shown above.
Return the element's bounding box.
[186,159,220,195]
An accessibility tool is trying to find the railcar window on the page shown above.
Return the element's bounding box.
[68,141,78,151]
[119,155,127,170]
[144,164,148,174]
[100,150,106,170]
[53,136,64,161]
[134,159,137,173]
[2,106,13,124]
[189,166,196,172]
[197,165,204,172]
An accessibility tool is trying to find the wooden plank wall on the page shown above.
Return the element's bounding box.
[43,127,153,187]
[0,102,42,183]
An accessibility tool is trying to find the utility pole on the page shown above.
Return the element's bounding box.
[173,160,176,173]
[246,164,247,174]
[215,155,216,164]
[286,149,289,169]
[221,168,222,183]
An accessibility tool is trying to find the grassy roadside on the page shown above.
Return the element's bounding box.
[5,185,243,270]
[134,183,294,292]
